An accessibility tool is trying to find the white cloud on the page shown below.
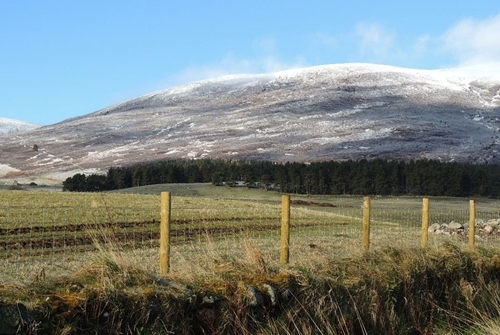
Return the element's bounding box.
[309,23,404,64]
[253,37,277,54]
[169,51,308,86]
[260,55,308,73]
[354,22,396,60]
[411,35,430,56]
[169,53,254,85]
[442,14,500,66]
[167,14,500,89]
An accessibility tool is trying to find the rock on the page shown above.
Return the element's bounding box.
[281,289,292,300]
[484,225,495,234]
[487,219,500,227]
[156,279,193,298]
[428,218,500,238]
[67,282,84,293]
[448,222,463,230]
[197,308,216,325]
[201,295,219,307]
[428,223,441,232]
[263,284,279,306]
[434,229,450,235]
[243,285,264,307]
[0,303,34,334]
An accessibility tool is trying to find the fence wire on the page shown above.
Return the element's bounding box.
[2,196,500,284]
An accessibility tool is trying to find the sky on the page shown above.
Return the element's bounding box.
[1,1,500,125]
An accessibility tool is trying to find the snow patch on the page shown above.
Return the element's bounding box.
[35,158,64,166]
[165,149,181,155]
[0,163,20,177]
[0,117,41,136]
[27,154,43,161]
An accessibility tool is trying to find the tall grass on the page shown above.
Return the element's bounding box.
[4,189,500,333]
[5,240,500,334]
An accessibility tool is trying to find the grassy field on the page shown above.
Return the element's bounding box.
[3,185,500,333]
[2,184,500,283]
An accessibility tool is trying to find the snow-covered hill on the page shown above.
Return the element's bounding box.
[1,63,499,182]
[0,117,40,136]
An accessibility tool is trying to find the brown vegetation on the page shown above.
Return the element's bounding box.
[4,243,500,334]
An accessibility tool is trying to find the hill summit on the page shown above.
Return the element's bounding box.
[1,63,499,183]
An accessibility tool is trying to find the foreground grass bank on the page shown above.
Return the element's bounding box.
[3,188,500,333]
[2,243,500,334]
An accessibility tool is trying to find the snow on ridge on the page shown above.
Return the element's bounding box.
[152,63,493,98]
[143,63,435,101]
[0,117,41,136]
[273,63,416,76]
[2,63,500,177]
[90,62,499,117]
[440,62,500,79]
[149,73,274,99]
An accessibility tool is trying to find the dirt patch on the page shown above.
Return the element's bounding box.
[0,218,281,256]
[0,163,21,178]
[5,171,25,178]
[291,199,336,207]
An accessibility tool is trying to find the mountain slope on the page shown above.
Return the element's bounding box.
[1,63,499,182]
[0,117,40,136]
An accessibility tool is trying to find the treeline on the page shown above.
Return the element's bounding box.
[62,158,500,197]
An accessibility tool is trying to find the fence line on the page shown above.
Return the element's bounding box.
[362,197,371,251]
[421,198,429,248]
[160,192,171,275]
[2,194,500,281]
[360,198,481,252]
[158,195,492,273]
[280,194,290,265]
[469,200,476,250]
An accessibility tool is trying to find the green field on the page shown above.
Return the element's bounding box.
[2,184,500,283]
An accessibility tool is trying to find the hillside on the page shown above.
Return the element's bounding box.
[0,63,499,184]
[0,117,40,136]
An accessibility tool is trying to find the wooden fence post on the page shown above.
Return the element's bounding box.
[362,197,371,251]
[421,198,429,248]
[280,195,291,265]
[469,200,476,250]
[160,192,171,275]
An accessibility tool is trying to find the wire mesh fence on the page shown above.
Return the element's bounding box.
[2,195,500,284]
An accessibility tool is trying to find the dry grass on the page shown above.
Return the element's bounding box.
[3,189,500,284]
[3,188,500,333]
[4,234,500,334]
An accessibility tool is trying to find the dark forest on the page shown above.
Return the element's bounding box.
[62,158,500,197]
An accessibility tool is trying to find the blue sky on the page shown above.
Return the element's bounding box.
[1,1,500,125]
